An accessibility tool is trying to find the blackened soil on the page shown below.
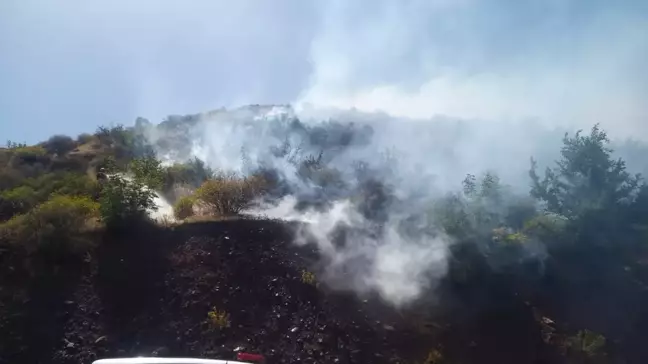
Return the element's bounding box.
[0,219,439,364]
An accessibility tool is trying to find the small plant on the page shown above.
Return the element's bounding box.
[492,227,528,244]
[301,270,317,286]
[206,307,230,330]
[421,349,444,364]
[173,195,195,220]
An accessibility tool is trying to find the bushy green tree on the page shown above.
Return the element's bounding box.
[129,156,164,190]
[98,156,163,227]
[530,124,642,220]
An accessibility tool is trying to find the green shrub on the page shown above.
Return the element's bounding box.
[52,173,99,198]
[0,185,37,215]
[98,174,157,227]
[0,195,99,255]
[1,172,98,210]
[129,156,164,189]
[195,173,266,215]
[98,156,164,227]
[173,195,195,220]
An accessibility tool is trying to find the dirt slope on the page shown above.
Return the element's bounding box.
[1,220,441,364]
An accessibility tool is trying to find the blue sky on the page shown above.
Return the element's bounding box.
[1,0,647,143]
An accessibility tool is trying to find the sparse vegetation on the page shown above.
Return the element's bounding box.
[300,269,317,286]
[206,308,230,330]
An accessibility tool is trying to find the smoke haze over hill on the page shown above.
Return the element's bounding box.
[1,0,647,141]
[3,1,648,363]
[138,105,562,306]
[2,0,648,308]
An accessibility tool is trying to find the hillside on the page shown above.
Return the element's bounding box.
[0,217,571,364]
[1,108,648,364]
[1,219,439,364]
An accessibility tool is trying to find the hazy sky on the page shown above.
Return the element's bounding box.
[1,0,647,143]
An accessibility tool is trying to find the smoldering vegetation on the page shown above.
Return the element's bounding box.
[139,104,648,329]
[138,105,552,306]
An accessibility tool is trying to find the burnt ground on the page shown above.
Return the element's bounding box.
[0,219,570,364]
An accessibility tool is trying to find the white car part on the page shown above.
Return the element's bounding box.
[93,358,251,364]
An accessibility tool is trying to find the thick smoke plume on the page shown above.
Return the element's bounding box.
[142,105,587,306]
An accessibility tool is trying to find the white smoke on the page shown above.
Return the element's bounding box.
[120,0,647,307]
[247,195,450,307]
[143,104,646,307]
[297,0,648,139]
[148,193,175,222]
